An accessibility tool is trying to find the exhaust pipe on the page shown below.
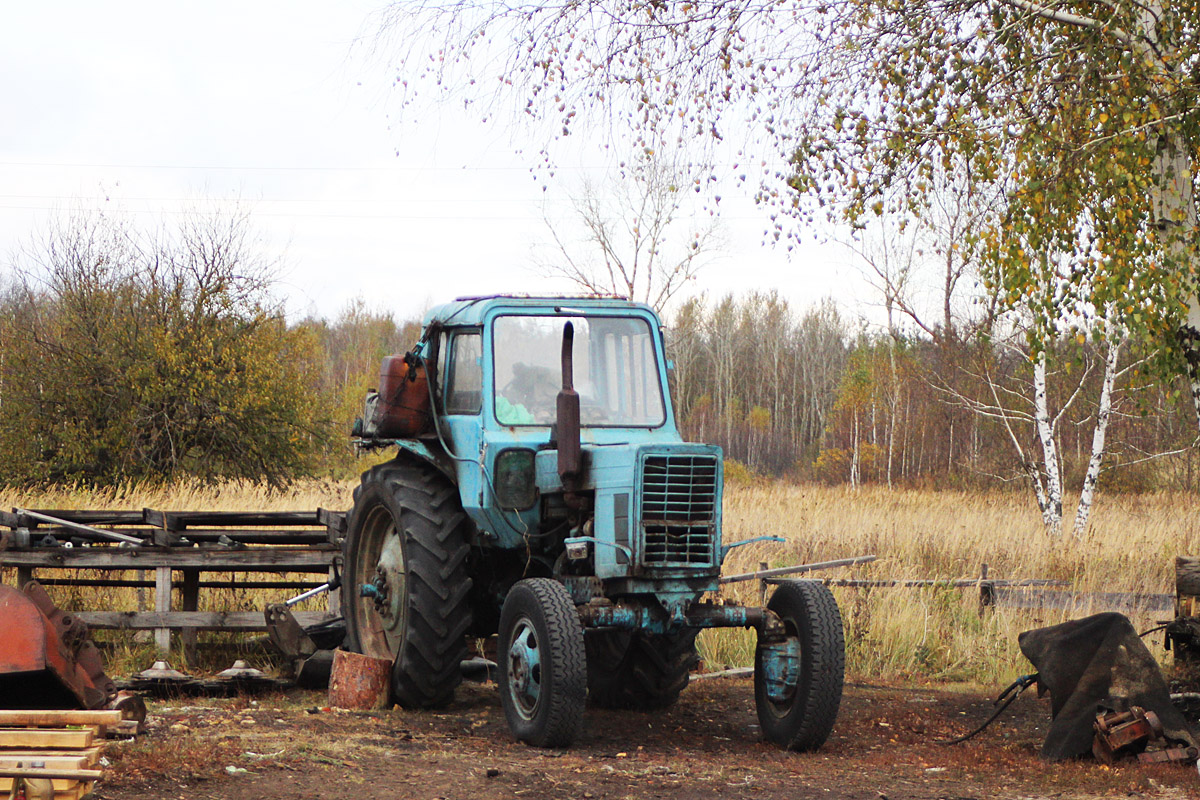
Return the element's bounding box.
[556,321,582,494]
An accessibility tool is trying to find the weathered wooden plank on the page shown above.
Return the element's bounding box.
[4,528,331,545]
[76,610,335,631]
[0,548,336,570]
[154,566,173,653]
[0,728,93,749]
[0,767,101,780]
[318,508,347,535]
[0,754,89,770]
[1177,556,1200,598]
[0,748,101,766]
[174,531,331,544]
[34,578,326,590]
[143,510,324,530]
[180,569,200,657]
[16,510,145,526]
[0,711,120,729]
[993,586,1174,614]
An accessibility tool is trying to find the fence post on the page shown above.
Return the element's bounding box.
[978,563,995,616]
[180,569,200,664]
[154,567,173,654]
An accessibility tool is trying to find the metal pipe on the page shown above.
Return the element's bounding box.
[14,508,145,546]
[720,554,877,584]
[284,583,334,607]
[578,602,764,634]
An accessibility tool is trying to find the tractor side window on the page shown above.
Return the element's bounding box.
[434,331,449,408]
[444,332,482,414]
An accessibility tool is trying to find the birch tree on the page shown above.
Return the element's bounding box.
[536,158,723,313]
[375,0,1200,409]
[941,320,1140,536]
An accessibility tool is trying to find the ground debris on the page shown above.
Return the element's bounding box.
[99,680,1199,800]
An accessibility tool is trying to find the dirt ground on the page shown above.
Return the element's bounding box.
[89,674,1200,800]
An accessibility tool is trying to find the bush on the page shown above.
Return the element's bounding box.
[0,209,336,486]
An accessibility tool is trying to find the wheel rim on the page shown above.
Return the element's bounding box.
[352,504,407,659]
[506,617,543,720]
[760,620,802,718]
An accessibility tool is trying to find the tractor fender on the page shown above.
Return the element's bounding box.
[392,438,458,483]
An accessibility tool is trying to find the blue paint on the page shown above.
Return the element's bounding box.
[373,296,743,638]
[507,620,543,717]
[721,535,786,561]
[759,638,802,704]
[581,603,756,635]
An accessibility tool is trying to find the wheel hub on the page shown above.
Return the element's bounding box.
[371,529,407,645]
[760,637,801,705]
[507,621,542,718]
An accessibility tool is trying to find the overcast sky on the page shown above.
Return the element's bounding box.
[0,1,877,325]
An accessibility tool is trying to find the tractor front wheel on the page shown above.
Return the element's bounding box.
[498,578,586,748]
[754,580,844,751]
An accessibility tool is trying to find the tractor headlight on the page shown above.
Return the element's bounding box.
[494,448,537,510]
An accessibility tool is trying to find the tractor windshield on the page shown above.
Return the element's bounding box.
[493,315,666,427]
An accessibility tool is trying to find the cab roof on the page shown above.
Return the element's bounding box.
[423,294,659,328]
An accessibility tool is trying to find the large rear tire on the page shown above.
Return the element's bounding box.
[498,578,586,748]
[585,629,699,710]
[754,580,844,751]
[343,457,473,709]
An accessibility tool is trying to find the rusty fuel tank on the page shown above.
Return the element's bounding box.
[372,354,432,438]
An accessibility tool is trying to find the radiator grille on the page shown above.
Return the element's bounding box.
[640,454,718,567]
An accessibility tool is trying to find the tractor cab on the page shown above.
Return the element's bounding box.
[368,295,724,589]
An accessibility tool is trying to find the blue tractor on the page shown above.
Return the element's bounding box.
[346,295,844,749]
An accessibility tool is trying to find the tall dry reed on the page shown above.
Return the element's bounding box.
[4,478,1196,684]
[706,482,1200,685]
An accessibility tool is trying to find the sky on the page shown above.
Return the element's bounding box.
[0,1,881,326]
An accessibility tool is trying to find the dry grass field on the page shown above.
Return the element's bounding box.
[1,476,1195,686]
[9,477,1200,799]
[713,481,1200,685]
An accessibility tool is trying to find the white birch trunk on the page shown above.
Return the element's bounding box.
[1153,132,1200,423]
[1136,4,1200,426]
[850,412,860,489]
[886,342,898,489]
[1072,339,1120,537]
[1032,350,1063,536]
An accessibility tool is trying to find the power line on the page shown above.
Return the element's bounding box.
[0,160,611,173]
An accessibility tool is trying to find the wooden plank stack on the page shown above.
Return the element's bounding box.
[1177,555,1200,617]
[0,710,120,800]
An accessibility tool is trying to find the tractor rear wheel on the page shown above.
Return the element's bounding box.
[754,580,844,751]
[498,578,587,748]
[585,629,699,710]
[343,457,473,709]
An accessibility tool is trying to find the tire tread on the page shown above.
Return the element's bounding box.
[343,457,473,709]
[755,579,844,752]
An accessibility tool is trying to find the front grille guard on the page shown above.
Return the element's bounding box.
[638,453,719,568]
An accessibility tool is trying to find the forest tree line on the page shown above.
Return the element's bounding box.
[1,210,1195,500]
[669,292,1200,495]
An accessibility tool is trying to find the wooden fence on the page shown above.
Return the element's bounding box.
[0,508,344,654]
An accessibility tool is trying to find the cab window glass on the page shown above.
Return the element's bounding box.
[445,332,482,414]
[493,315,665,427]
